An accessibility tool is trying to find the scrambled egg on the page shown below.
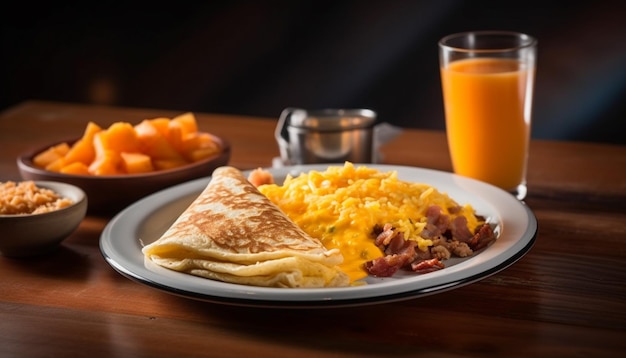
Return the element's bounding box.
[258,162,482,282]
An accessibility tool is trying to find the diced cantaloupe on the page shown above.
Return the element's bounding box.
[89,150,122,175]
[153,158,190,171]
[188,146,221,162]
[63,138,96,166]
[33,142,70,168]
[45,157,66,172]
[147,117,171,138]
[171,112,198,136]
[63,122,102,166]
[181,132,218,157]
[33,113,221,176]
[167,121,184,153]
[83,121,103,137]
[89,132,122,175]
[120,152,154,174]
[59,162,90,175]
[100,122,141,153]
[134,120,186,161]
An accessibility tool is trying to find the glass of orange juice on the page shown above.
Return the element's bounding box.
[439,31,537,200]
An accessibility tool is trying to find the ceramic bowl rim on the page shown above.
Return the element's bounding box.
[0,180,87,219]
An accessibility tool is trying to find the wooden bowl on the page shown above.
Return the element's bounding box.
[17,135,230,216]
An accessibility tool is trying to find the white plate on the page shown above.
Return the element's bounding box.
[100,164,536,308]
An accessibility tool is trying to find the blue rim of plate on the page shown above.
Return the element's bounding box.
[100,164,537,308]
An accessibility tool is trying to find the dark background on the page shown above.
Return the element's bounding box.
[2,0,625,144]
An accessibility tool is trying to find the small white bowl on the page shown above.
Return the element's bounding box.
[0,181,87,258]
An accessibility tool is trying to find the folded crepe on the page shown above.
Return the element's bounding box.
[142,166,349,288]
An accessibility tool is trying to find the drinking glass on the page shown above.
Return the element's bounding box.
[439,31,537,200]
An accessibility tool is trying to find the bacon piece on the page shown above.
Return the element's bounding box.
[411,258,445,274]
[467,223,496,250]
[384,232,415,257]
[365,231,417,277]
[375,223,396,247]
[364,254,408,277]
[366,212,495,278]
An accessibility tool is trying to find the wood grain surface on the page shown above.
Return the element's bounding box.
[1,101,625,357]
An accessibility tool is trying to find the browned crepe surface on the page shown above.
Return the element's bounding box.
[142,166,349,288]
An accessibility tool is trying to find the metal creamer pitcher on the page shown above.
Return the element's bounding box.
[275,108,377,165]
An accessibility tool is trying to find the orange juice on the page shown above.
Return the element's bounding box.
[441,57,533,190]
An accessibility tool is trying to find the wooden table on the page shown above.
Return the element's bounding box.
[1,101,625,357]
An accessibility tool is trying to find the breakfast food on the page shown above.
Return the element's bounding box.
[142,166,349,288]
[0,181,73,215]
[33,112,222,175]
[256,162,496,282]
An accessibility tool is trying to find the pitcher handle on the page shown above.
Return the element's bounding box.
[275,107,298,163]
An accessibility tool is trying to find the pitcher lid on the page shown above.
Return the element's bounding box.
[289,108,376,130]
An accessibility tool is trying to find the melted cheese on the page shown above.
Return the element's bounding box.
[258,162,482,282]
